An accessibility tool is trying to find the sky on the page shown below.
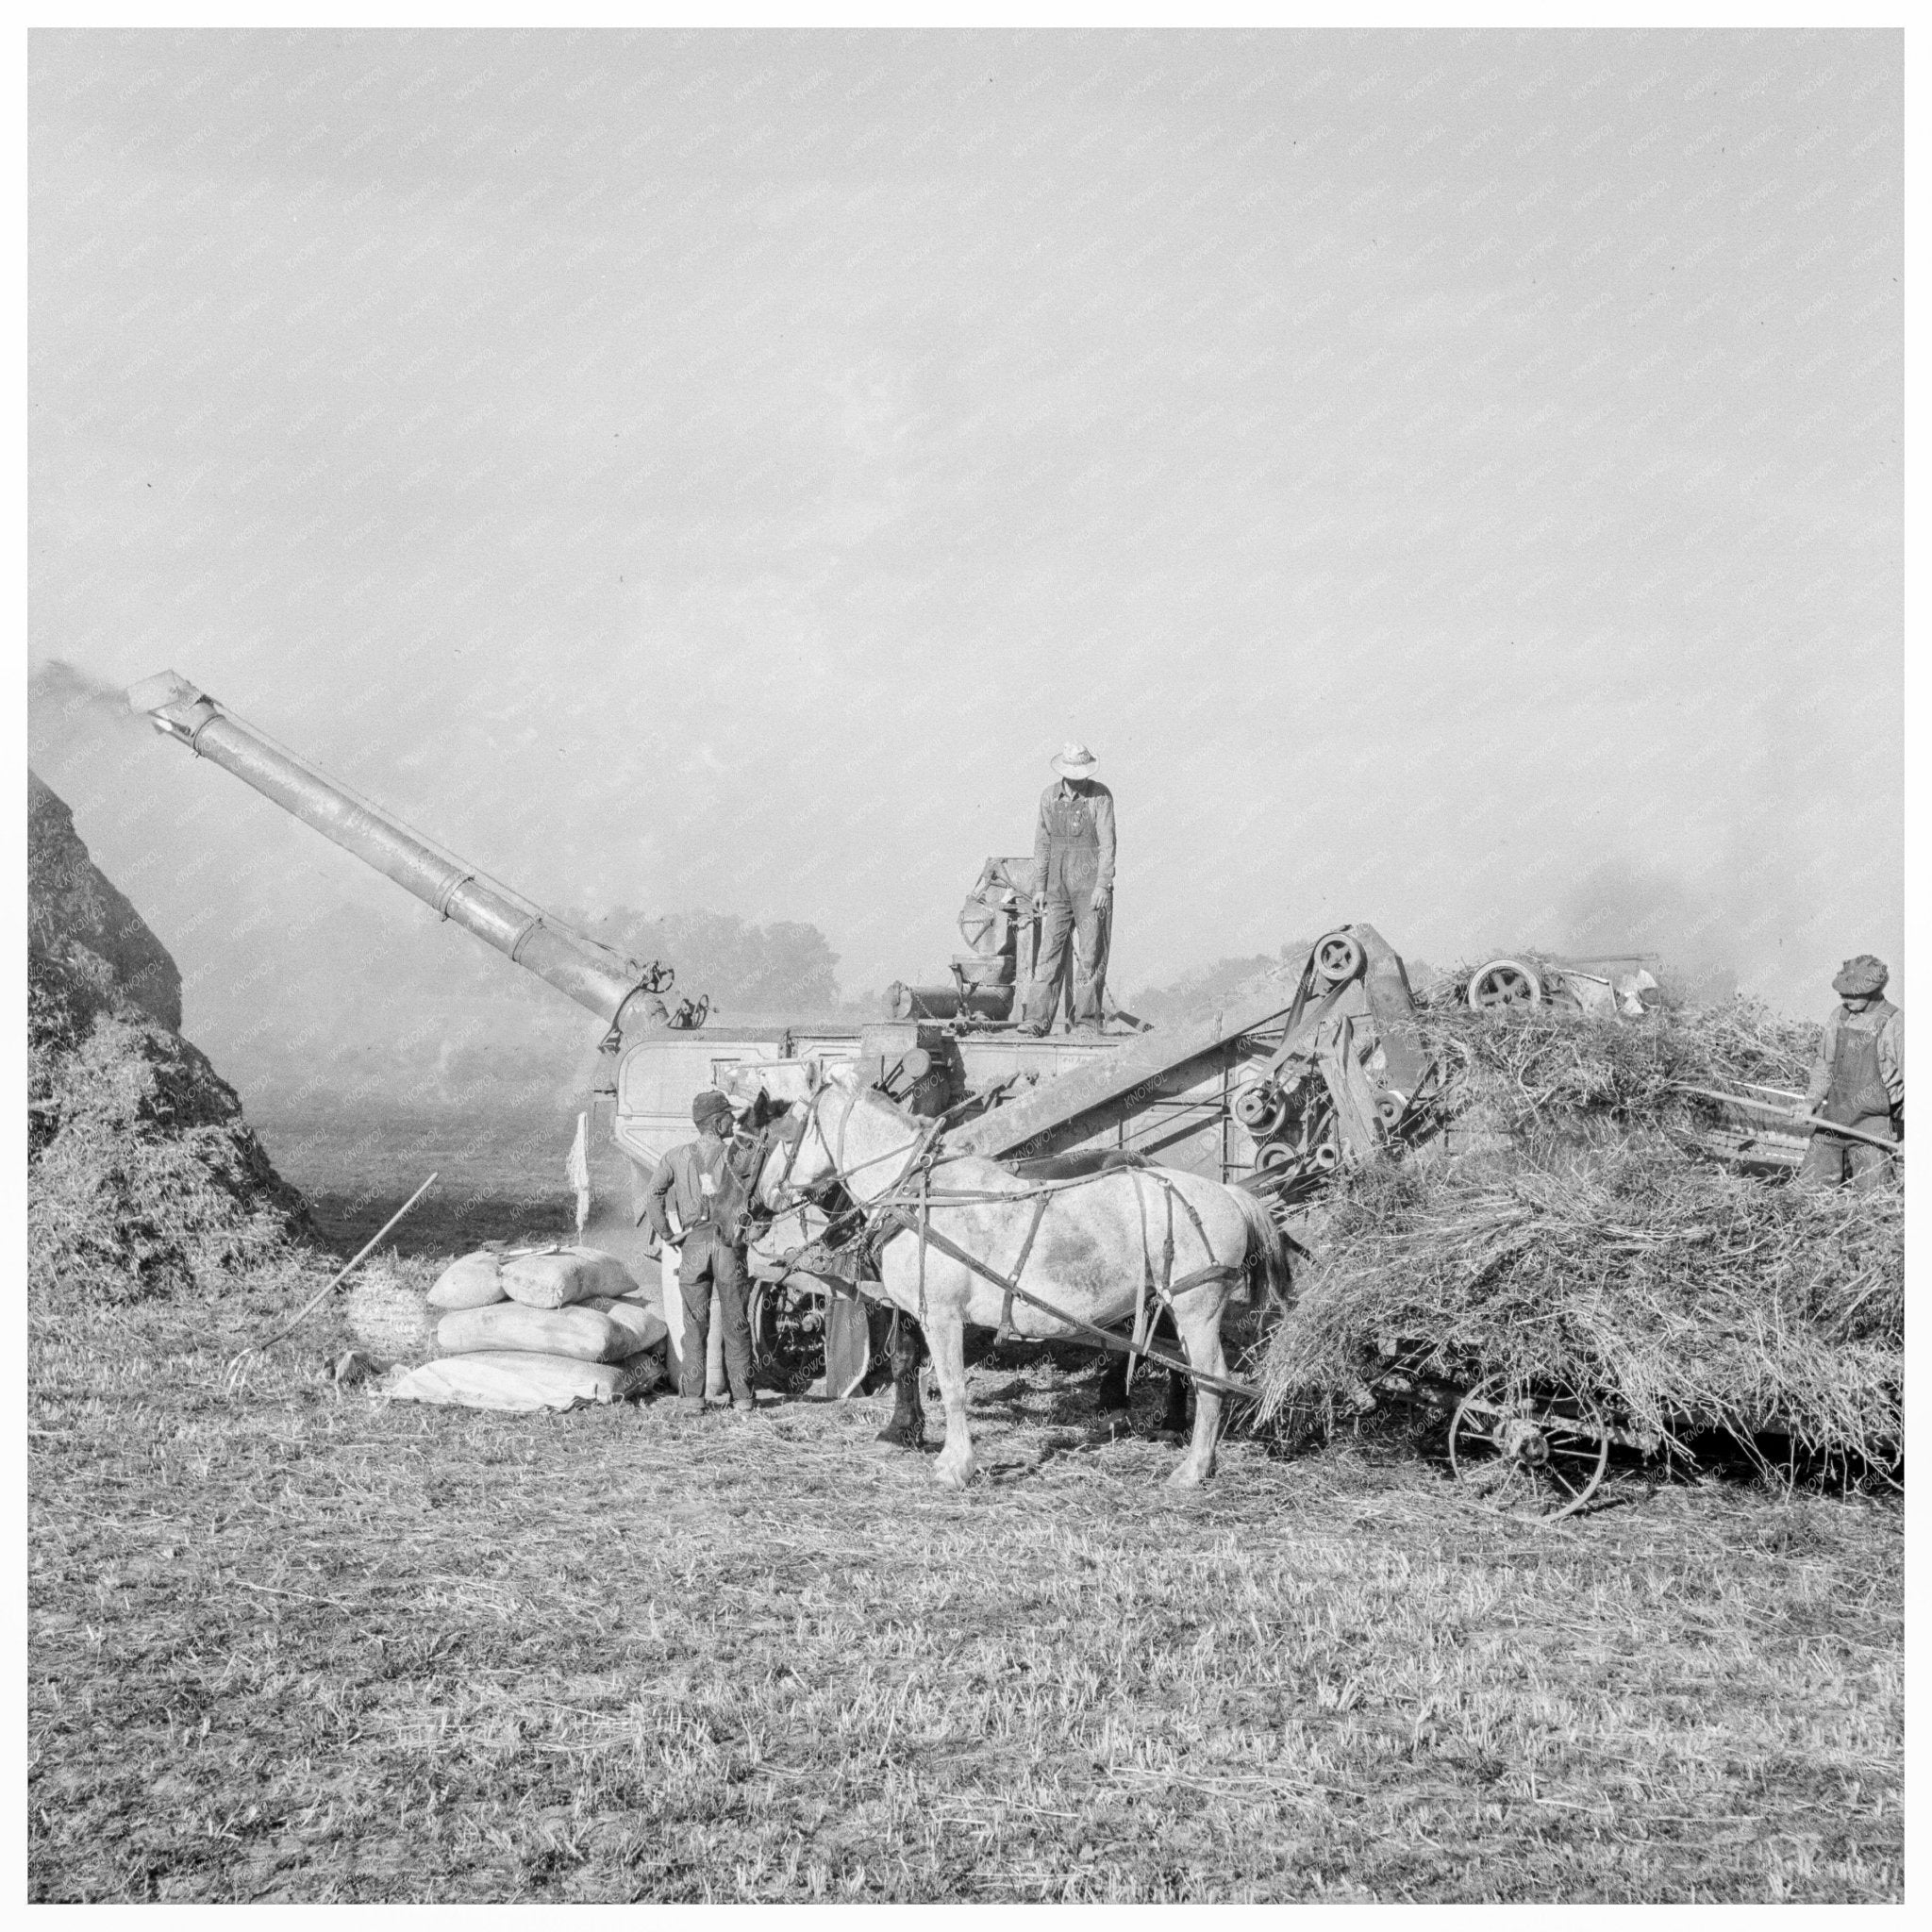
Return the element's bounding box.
[28,28,1903,1098]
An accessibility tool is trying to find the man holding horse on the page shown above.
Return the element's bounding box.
[643,1089,762,1415]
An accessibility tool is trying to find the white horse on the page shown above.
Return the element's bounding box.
[758,1064,1291,1488]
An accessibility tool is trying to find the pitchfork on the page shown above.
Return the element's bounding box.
[223,1174,439,1392]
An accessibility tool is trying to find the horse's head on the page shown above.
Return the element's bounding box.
[755,1062,929,1219]
[754,1059,849,1212]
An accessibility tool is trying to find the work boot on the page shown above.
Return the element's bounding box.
[676,1394,706,1418]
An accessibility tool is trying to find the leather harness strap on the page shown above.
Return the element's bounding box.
[994,1189,1053,1344]
[875,1206,1260,1403]
[762,1080,1259,1399]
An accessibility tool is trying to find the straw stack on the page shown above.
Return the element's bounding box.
[1258,989,1901,1470]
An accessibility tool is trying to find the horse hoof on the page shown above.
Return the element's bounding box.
[1164,1461,1209,1489]
[874,1424,921,1450]
[933,1459,973,1491]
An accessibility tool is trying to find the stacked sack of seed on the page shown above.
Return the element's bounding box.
[389,1241,669,1414]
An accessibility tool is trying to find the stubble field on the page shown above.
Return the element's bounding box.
[27,1183,1903,1904]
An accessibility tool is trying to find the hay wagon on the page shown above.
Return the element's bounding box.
[1363,1349,1900,1522]
[1361,1361,1649,1521]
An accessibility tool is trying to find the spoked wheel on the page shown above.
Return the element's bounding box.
[1467,958,1542,1013]
[1448,1372,1610,1521]
[748,1277,827,1393]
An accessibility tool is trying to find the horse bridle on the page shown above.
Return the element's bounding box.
[764,1080,941,1218]
[761,1081,858,1216]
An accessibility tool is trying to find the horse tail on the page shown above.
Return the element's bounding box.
[1230,1188,1294,1311]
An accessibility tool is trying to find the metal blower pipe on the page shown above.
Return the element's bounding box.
[127,670,669,1033]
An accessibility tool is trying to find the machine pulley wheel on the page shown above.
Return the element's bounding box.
[1307,1142,1341,1173]
[1256,1141,1297,1173]
[1234,1082,1287,1135]
[1312,931,1365,986]
[1447,1371,1610,1521]
[1466,958,1542,1013]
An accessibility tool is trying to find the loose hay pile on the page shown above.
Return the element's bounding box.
[343,1264,437,1359]
[1413,985,1818,1138]
[28,773,310,1304]
[29,998,313,1304]
[1260,991,1902,1472]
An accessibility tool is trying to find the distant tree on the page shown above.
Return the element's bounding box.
[579,908,843,1016]
[1127,952,1285,1026]
[1125,939,1345,1026]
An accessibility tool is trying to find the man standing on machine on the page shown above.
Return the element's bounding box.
[1021,741,1116,1036]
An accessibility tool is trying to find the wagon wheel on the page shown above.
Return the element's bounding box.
[1447,1372,1609,1520]
[1466,958,1542,1013]
[1312,931,1365,986]
[748,1276,827,1392]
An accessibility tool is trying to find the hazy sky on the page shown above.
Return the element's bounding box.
[29,28,1902,1077]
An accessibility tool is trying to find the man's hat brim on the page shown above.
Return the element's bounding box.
[1832,972,1888,996]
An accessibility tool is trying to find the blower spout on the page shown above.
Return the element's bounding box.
[127,670,683,1034]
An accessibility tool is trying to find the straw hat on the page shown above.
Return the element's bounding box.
[1051,741,1099,777]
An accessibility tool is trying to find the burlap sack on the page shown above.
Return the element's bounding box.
[388,1350,662,1413]
[425,1252,508,1311]
[435,1298,666,1363]
[499,1244,640,1310]
[585,1295,670,1356]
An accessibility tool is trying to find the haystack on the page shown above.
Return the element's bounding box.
[1258,988,1901,1470]
[28,772,309,1302]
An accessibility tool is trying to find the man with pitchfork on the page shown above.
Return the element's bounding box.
[1797,955,1904,1191]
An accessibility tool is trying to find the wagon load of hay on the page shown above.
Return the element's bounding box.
[27,773,309,1302]
[1412,990,1821,1148]
[1258,993,1902,1470]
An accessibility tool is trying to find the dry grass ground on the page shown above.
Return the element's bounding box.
[29,1260,1901,1903]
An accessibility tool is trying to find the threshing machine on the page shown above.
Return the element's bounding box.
[129,672,1445,1323]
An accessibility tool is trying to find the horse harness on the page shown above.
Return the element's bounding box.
[761,1086,1251,1391]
